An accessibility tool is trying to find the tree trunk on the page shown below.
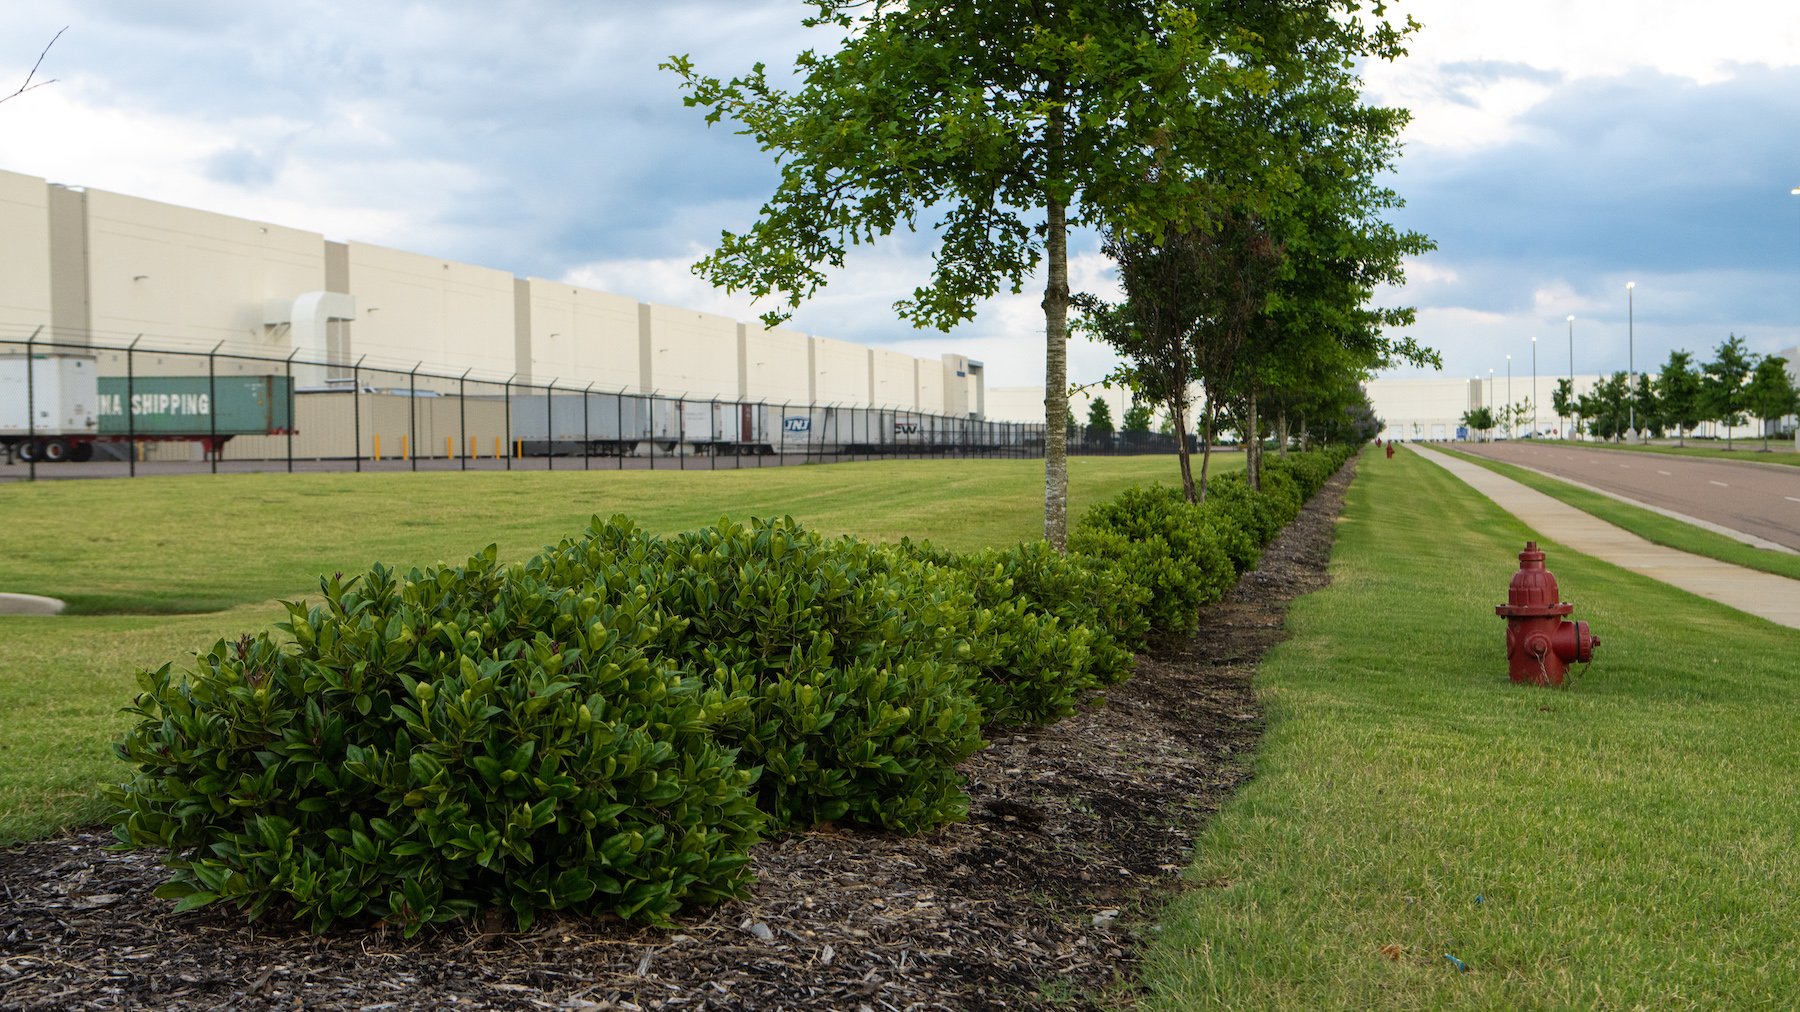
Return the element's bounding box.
[1172,397,1196,503]
[1246,388,1260,491]
[1198,398,1215,503]
[1041,108,1070,550]
[1275,407,1290,457]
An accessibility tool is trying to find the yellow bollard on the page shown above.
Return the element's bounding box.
[514,438,523,459]
[447,436,454,459]
[401,435,409,461]
[494,436,502,459]
[373,434,382,461]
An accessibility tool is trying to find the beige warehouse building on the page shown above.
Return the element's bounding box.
[0,168,986,424]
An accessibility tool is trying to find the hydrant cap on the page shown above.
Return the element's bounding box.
[1498,540,1573,617]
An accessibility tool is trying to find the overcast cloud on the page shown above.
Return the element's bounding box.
[2,1,1797,388]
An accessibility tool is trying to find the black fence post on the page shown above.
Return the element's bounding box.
[545,378,557,472]
[583,381,594,471]
[616,389,624,472]
[24,329,38,481]
[503,374,514,472]
[126,335,140,478]
[352,355,365,472]
[409,362,420,473]
[284,349,297,473]
[207,341,221,474]
[459,369,470,471]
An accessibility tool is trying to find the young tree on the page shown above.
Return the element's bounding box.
[1631,373,1662,439]
[1578,372,1631,441]
[1121,401,1154,434]
[1745,355,1798,450]
[1461,406,1496,441]
[1552,379,1574,439]
[1655,349,1704,446]
[1702,335,1755,449]
[667,3,1416,547]
[1085,396,1115,436]
[1074,227,1208,500]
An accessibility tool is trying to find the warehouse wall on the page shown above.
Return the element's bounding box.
[0,170,989,418]
[812,336,871,406]
[740,324,811,404]
[524,279,639,391]
[638,302,739,398]
[0,169,51,341]
[82,188,325,353]
[870,347,917,409]
[344,241,515,381]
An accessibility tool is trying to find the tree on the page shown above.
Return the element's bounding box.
[1074,227,1209,500]
[1631,373,1662,439]
[1121,401,1154,434]
[667,3,1416,547]
[1578,372,1631,441]
[1655,349,1704,446]
[1745,355,1798,450]
[1552,379,1574,439]
[1702,335,1755,449]
[1461,406,1496,441]
[1085,396,1115,436]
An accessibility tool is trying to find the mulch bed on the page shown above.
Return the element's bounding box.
[0,460,1352,1011]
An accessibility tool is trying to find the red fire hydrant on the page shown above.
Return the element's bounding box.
[1495,541,1598,686]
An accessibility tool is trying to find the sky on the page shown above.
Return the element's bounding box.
[1,1,1797,390]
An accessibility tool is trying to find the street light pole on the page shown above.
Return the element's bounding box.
[1531,336,1537,439]
[1506,354,1512,439]
[1626,281,1636,440]
[1488,369,1494,441]
[1566,315,1575,440]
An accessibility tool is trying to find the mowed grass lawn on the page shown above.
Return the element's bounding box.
[1141,447,1800,1008]
[0,455,1204,843]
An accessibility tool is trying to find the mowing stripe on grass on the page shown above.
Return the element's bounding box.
[1139,446,1800,1009]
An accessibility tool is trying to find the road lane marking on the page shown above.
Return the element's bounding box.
[1788,496,1800,504]
[1619,463,1630,468]
[1709,480,1729,487]
[1657,470,1672,475]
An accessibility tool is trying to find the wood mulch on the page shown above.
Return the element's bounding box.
[0,460,1352,1011]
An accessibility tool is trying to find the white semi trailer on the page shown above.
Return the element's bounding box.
[0,354,100,461]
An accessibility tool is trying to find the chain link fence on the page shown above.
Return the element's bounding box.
[3,333,1190,481]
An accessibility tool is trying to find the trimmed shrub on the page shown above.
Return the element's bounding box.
[110,550,763,934]
[535,516,986,835]
[1068,484,1235,639]
[911,539,1151,728]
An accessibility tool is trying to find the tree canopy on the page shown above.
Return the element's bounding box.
[668,0,1418,546]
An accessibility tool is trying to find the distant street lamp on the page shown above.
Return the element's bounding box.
[1506,354,1512,439]
[1566,315,1575,439]
[1531,336,1537,439]
[1626,281,1636,440]
[1488,368,1494,439]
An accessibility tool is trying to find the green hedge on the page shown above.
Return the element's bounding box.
[111,446,1354,935]
[110,550,762,933]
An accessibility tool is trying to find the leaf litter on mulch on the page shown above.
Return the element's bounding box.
[0,460,1352,1011]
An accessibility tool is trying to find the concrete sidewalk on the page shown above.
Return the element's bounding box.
[1408,444,1800,631]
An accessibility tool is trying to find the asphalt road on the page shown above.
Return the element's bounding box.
[1452,442,1800,552]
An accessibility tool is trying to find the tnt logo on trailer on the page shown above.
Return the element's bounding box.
[894,421,919,434]
[783,416,811,433]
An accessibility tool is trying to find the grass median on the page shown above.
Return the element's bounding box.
[1139,446,1800,1008]
[1531,437,1800,467]
[0,455,1209,844]
[1439,446,1800,583]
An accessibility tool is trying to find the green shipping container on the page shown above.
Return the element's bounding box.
[97,376,294,436]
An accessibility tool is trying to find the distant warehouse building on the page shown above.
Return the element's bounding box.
[0,167,988,441]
